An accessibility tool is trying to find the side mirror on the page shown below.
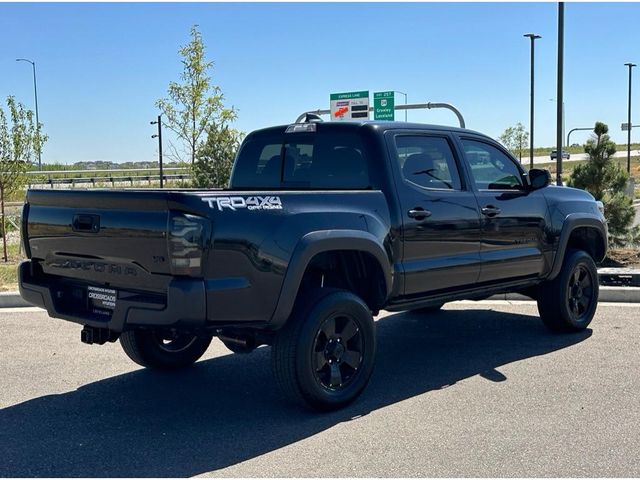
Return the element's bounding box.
[528,168,551,190]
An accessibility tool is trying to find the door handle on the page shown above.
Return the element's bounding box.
[481,205,501,217]
[72,214,100,232]
[408,207,432,220]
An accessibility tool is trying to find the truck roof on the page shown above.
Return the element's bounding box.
[249,121,493,141]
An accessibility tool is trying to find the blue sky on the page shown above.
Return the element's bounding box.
[1,2,639,164]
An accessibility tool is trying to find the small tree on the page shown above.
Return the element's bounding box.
[568,121,635,246]
[498,122,529,162]
[0,97,46,261]
[193,124,243,188]
[156,25,236,165]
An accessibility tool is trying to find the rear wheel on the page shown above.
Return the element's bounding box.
[120,329,212,369]
[272,288,376,411]
[537,249,599,332]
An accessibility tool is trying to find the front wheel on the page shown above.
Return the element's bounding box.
[120,329,212,369]
[271,289,376,411]
[537,249,599,332]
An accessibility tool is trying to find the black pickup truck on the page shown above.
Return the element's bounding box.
[19,121,607,410]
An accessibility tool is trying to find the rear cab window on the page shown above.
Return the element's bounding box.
[230,125,371,190]
[394,135,463,191]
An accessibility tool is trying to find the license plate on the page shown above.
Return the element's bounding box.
[87,286,117,311]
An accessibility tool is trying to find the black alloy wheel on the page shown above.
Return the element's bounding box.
[120,328,212,369]
[538,249,599,332]
[312,313,363,390]
[153,330,199,353]
[272,288,376,410]
[567,264,595,322]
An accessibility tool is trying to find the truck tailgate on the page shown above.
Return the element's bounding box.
[25,189,173,291]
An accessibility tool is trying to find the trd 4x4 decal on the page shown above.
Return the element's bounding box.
[202,196,283,211]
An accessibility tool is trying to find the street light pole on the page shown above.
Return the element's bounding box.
[566,126,593,147]
[151,115,164,188]
[394,91,408,121]
[625,63,636,174]
[16,58,41,169]
[550,98,566,143]
[556,2,565,186]
[524,33,541,170]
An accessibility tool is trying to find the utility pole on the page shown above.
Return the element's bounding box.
[625,63,636,174]
[524,33,541,170]
[556,2,565,186]
[151,115,164,188]
[16,58,41,169]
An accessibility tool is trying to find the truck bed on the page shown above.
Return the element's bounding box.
[21,187,390,332]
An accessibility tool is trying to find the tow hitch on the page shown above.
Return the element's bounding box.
[81,326,119,345]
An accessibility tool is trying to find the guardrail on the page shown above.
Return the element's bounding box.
[27,173,191,188]
[26,167,188,176]
[24,167,191,189]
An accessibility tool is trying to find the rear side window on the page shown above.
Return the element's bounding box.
[231,130,370,189]
[394,135,462,190]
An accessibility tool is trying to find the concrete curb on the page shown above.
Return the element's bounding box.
[489,286,640,303]
[0,292,30,309]
[1,286,640,310]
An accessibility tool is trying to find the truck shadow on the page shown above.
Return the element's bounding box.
[0,307,591,477]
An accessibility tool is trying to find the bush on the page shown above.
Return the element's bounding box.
[568,122,636,247]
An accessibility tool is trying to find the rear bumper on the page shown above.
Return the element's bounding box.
[18,261,207,333]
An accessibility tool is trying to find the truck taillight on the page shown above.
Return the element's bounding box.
[168,212,210,276]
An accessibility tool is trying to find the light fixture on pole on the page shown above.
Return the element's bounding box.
[524,33,541,170]
[16,58,41,169]
[556,2,565,186]
[150,115,164,188]
[624,62,636,174]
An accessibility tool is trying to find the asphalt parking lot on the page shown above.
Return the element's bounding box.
[1,301,639,477]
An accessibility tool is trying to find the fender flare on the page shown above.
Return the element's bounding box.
[269,230,393,328]
[547,213,608,280]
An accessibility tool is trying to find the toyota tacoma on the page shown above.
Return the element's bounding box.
[19,120,607,410]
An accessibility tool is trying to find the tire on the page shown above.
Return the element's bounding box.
[271,288,376,411]
[120,329,212,369]
[537,249,599,332]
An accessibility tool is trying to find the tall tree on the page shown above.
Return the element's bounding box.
[569,122,635,246]
[156,25,236,165]
[498,123,529,162]
[0,97,46,261]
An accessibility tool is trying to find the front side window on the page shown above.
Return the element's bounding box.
[395,135,462,190]
[461,139,524,190]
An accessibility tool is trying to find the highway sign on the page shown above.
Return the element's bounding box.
[330,91,369,121]
[374,91,395,120]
